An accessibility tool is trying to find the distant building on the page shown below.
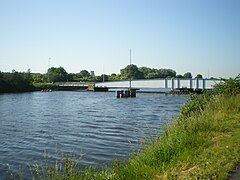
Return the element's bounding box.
[90,71,95,76]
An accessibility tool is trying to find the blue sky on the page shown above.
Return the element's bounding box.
[0,0,239,78]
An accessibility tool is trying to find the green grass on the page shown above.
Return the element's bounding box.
[108,95,239,179]
[26,94,240,180]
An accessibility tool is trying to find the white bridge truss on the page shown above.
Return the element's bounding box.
[95,79,221,90]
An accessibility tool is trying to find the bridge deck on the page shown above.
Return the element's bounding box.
[95,79,220,90]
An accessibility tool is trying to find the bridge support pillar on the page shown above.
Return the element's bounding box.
[165,79,168,89]
[190,78,193,89]
[196,78,199,89]
[177,79,180,89]
[171,79,174,90]
[203,79,206,89]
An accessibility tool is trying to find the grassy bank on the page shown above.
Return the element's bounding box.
[27,76,240,179]
[111,94,240,179]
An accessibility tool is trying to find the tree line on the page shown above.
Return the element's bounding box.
[32,64,203,83]
[0,69,34,93]
[0,65,205,92]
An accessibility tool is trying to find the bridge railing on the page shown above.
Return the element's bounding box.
[95,78,221,89]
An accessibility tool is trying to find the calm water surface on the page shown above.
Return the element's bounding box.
[0,91,187,178]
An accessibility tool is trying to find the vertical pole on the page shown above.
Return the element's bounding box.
[103,65,105,82]
[129,48,131,90]
[177,78,180,88]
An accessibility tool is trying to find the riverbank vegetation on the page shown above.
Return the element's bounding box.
[0,70,34,93]
[23,75,240,179]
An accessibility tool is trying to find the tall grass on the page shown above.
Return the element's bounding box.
[112,94,240,179]
[25,75,240,179]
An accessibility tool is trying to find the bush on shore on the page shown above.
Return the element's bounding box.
[0,71,34,93]
[213,73,240,96]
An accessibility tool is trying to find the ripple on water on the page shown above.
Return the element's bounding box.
[0,91,188,177]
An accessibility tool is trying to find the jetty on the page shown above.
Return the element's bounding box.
[116,88,139,98]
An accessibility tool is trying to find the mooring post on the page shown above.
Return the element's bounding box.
[116,90,120,98]
[130,89,136,97]
[125,90,130,97]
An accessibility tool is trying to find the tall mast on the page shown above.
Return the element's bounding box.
[129,48,132,89]
[103,65,105,82]
[48,57,51,82]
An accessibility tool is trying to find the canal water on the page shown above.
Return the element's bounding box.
[0,91,187,178]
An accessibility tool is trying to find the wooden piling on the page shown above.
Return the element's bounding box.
[116,88,138,98]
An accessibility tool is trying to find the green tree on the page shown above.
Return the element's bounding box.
[100,74,109,82]
[23,68,33,83]
[146,72,159,79]
[67,73,75,82]
[214,74,240,96]
[33,74,44,83]
[195,74,203,79]
[120,64,144,79]
[176,74,184,78]
[183,72,192,78]
[79,70,90,77]
[157,69,176,78]
[0,71,3,80]
[47,67,68,82]
[108,73,119,81]
[138,67,154,79]
[0,70,34,92]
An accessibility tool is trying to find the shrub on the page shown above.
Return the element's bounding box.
[214,74,240,96]
[180,92,212,117]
